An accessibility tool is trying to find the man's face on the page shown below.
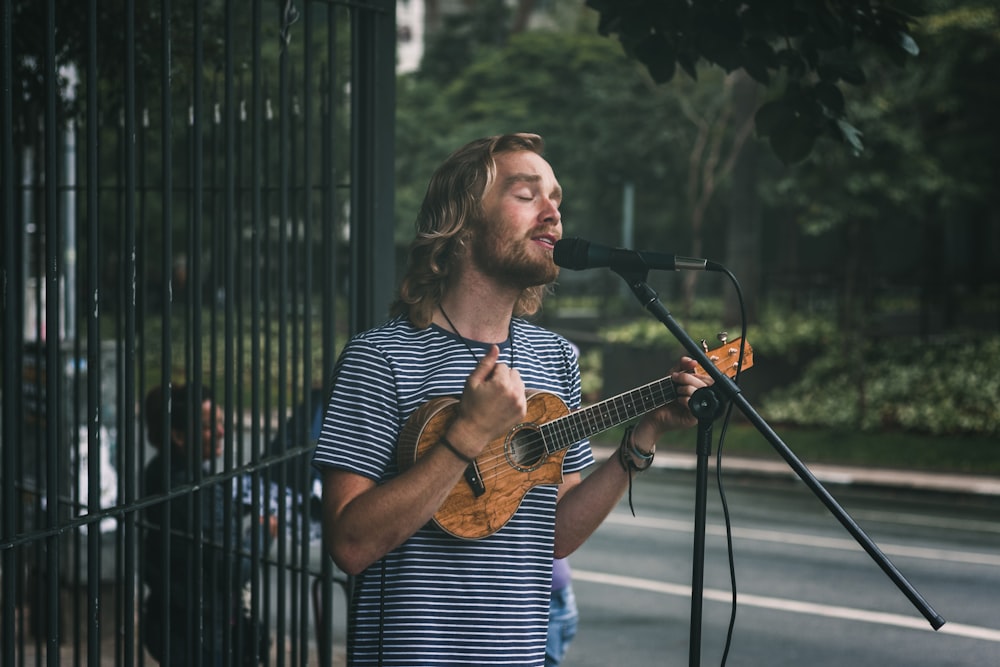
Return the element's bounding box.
[472,150,562,289]
[199,400,224,461]
[168,399,224,461]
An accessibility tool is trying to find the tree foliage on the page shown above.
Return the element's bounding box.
[396,27,707,253]
[397,1,999,313]
[754,4,1000,334]
[585,0,921,163]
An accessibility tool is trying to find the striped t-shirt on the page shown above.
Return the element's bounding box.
[313,315,594,665]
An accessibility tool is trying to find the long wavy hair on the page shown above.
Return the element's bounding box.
[390,133,552,328]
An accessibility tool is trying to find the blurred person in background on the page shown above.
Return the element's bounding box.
[141,383,276,666]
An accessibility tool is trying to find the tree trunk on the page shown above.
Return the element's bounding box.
[724,73,762,325]
[679,72,757,318]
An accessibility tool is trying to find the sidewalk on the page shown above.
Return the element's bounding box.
[593,447,1000,497]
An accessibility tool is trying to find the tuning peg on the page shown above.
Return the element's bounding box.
[717,331,729,345]
[700,339,709,353]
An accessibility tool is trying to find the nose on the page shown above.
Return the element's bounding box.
[540,196,561,225]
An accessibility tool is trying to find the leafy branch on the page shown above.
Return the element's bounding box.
[586,0,921,163]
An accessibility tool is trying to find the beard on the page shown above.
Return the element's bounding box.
[471,218,559,289]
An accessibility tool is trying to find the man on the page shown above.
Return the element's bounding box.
[142,383,274,666]
[313,133,708,665]
[141,383,232,666]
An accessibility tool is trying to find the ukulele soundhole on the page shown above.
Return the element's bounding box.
[505,424,547,472]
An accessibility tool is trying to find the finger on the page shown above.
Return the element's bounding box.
[672,369,702,390]
[467,344,500,385]
[674,356,700,373]
[506,369,527,413]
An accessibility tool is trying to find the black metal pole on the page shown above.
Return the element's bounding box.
[687,387,723,666]
[613,269,946,640]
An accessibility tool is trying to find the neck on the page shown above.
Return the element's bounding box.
[435,294,514,343]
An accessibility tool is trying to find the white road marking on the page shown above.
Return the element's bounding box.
[605,513,1000,568]
[852,509,1000,535]
[572,568,1000,643]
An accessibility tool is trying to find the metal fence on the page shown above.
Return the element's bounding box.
[1,1,396,665]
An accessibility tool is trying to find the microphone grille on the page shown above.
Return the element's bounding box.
[553,237,589,270]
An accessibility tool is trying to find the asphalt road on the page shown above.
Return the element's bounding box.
[562,468,1000,667]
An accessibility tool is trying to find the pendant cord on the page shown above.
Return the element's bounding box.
[438,304,515,369]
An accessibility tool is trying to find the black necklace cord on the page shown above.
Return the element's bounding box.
[438,304,516,369]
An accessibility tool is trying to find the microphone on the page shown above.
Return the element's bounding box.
[553,237,724,273]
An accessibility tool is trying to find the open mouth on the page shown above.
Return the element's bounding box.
[533,234,558,249]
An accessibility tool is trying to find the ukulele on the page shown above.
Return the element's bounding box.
[397,336,753,539]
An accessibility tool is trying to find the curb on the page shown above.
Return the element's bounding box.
[592,447,1000,498]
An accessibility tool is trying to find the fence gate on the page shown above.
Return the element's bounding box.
[1,1,396,665]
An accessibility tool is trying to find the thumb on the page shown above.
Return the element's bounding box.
[467,344,500,385]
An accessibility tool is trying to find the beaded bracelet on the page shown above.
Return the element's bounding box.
[618,426,655,473]
[617,425,655,516]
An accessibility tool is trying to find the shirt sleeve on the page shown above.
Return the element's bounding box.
[311,336,401,482]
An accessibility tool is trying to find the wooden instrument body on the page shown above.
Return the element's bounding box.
[397,390,569,539]
[396,337,753,540]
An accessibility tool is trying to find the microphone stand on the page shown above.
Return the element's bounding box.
[611,268,945,667]
[688,385,723,667]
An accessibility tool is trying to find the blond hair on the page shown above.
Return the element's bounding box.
[390,133,551,328]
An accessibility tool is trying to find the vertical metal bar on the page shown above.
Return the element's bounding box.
[231,74,246,475]
[67,116,84,667]
[350,0,396,334]
[320,0,339,418]
[233,77,247,472]
[247,3,269,665]
[122,1,141,664]
[1,0,22,660]
[276,3,294,663]
[43,1,63,660]
[152,9,177,662]
[193,11,228,661]
[315,7,340,664]
[84,1,104,663]
[28,118,45,667]
[135,93,154,667]
[223,0,238,474]
[218,3,239,665]
[297,3,316,663]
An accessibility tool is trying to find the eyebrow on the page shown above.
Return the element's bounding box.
[503,173,562,201]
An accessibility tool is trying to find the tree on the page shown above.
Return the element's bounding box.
[585,0,921,164]
[397,5,775,316]
[676,70,758,317]
[396,27,700,261]
[757,3,1000,334]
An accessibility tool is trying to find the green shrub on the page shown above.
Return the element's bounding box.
[599,310,1000,437]
[761,335,1000,436]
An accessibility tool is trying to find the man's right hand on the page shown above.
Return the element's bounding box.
[448,345,527,456]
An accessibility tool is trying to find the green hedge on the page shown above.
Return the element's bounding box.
[598,311,1000,437]
[760,335,1000,437]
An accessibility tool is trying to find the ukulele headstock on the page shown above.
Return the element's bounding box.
[693,332,754,380]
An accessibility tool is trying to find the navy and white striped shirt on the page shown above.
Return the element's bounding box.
[313,315,593,665]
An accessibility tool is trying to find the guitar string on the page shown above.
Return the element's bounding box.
[471,383,682,485]
[435,339,739,484]
[543,380,678,452]
[437,304,523,477]
[434,305,683,481]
